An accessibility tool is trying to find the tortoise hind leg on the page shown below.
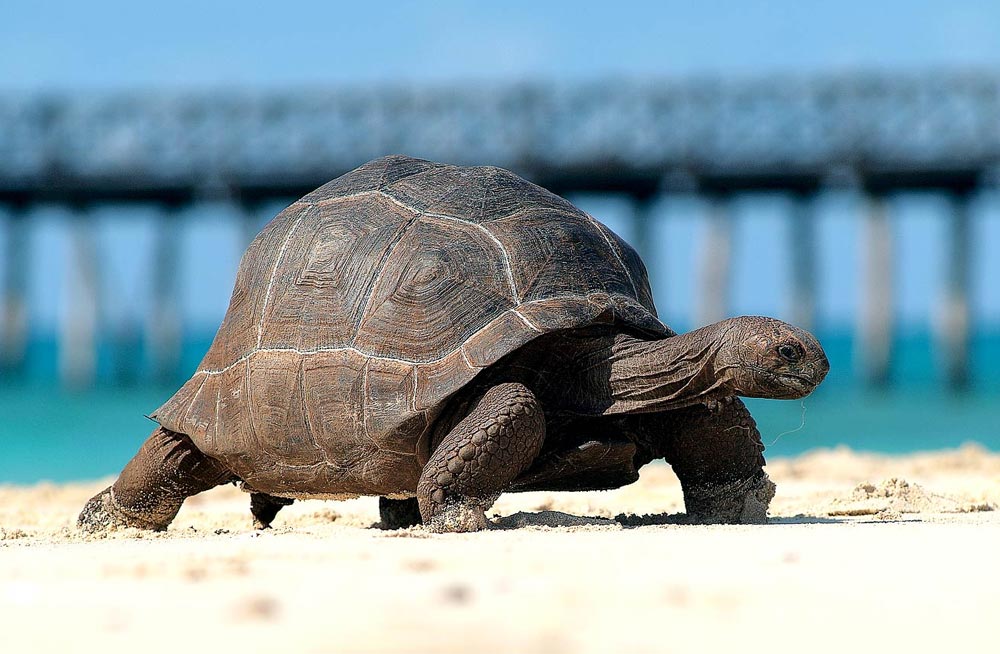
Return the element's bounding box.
[250,493,295,529]
[417,383,545,532]
[378,497,422,529]
[510,439,639,492]
[78,427,233,532]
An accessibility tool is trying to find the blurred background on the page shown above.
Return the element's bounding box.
[1,0,998,483]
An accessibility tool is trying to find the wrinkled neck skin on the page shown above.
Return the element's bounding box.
[605,325,738,414]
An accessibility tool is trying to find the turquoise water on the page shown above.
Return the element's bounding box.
[2,384,997,484]
[1,331,998,483]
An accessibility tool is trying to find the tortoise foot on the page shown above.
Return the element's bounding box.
[424,499,489,533]
[77,487,164,532]
[378,497,422,529]
[684,471,776,525]
[418,383,544,533]
[250,493,294,530]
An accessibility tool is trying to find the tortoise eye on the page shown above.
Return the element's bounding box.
[777,344,801,362]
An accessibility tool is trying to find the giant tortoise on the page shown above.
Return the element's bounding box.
[79,155,829,533]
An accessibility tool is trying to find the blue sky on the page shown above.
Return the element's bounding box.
[3,1,1000,90]
[3,1,1000,336]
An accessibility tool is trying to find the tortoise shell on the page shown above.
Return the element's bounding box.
[151,155,671,497]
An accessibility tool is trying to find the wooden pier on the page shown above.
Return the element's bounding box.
[0,73,996,388]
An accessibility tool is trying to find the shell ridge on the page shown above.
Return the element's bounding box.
[376,157,449,191]
[375,186,519,302]
[192,292,654,376]
[349,211,422,343]
[297,357,324,462]
[415,211,519,301]
[212,381,222,448]
[459,344,478,370]
[243,357,260,455]
[410,365,418,412]
[317,189,547,234]
[181,374,210,433]
[359,358,383,452]
[256,204,313,347]
[585,212,639,299]
[512,309,542,332]
[510,234,562,300]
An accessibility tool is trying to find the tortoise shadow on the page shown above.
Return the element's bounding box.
[492,510,617,529]
[616,512,850,527]
[492,510,853,529]
[491,511,853,529]
[767,515,850,525]
[368,511,860,532]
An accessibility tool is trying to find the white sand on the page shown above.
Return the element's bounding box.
[2,444,998,653]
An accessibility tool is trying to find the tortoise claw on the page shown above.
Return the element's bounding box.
[684,472,776,525]
[423,499,490,533]
[77,487,162,532]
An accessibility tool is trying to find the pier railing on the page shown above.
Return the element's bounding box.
[1,73,997,388]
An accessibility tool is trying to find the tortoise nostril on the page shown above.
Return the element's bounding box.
[812,356,830,382]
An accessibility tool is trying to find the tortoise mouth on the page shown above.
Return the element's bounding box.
[777,372,817,390]
[749,366,820,396]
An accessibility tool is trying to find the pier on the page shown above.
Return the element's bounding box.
[1,73,996,388]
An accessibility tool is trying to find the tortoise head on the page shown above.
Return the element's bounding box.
[710,316,829,399]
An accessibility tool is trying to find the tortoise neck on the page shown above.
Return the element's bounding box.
[603,328,734,414]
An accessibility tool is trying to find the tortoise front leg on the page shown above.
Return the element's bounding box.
[78,427,233,532]
[417,383,545,532]
[654,399,775,524]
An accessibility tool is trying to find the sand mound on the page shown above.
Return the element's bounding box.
[826,477,995,519]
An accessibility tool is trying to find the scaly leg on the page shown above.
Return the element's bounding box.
[78,427,233,532]
[250,493,295,529]
[653,399,775,524]
[378,497,422,529]
[417,383,545,532]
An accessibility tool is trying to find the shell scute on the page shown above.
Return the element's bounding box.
[246,352,322,466]
[364,359,426,455]
[490,209,636,304]
[300,350,367,466]
[352,217,516,362]
[258,194,415,351]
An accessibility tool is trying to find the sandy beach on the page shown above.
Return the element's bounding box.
[2,445,998,654]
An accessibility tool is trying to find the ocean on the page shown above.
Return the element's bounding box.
[1,331,997,484]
